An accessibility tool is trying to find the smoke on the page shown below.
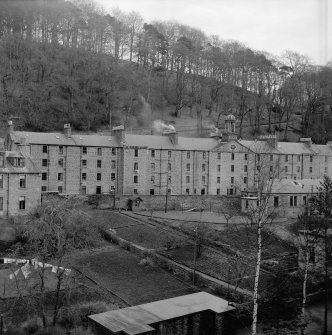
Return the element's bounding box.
[153,120,176,133]
[203,121,218,133]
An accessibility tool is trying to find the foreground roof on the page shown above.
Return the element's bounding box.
[89,292,234,335]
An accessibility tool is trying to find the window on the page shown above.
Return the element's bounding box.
[151,176,155,183]
[82,160,87,168]
[231,177,234,184]
[325,156,328,163]
[134,189,138,195]
[112,148,116,155]
[203,152,206,159]
[82,173,86,181]
[310,155,313,163]
[201,189,205,195]
[217,177,220,184]
[0,197,2,211]
[297,166,301,173]
[244,165,248,172]
[151,150,155,158]
[257,154,260,161]
[244,153,248,161]
[202,164,206,172]
[168,151,172,158]
[186,176,190,183]
[41,186,47,192]
[58,159,63,167]
[270,155,273,161]
[231,165,234,172]
[150,189,155,195]
[285,155,288,162]
[303,196,307,205]
[257,200,260,207]
[42,145,48,153]
[18,175,26,188]
[309,167,312,173]
[231,153,235,160]
[97,160,102,168]
[82,146,87,154]
[167,189,171,194]
[134,175,138,183]
[97,173,101,181]
[96,186,101,194]
[245,200,249,209]
[151,163,155,171]
[58,173,63,181]
[19,196,25,210]
[97,147,102,156]
[202,176,206,184]
[111,173,115,181]
[111,160,116,169]
[229,188,234,196]
[59,146,63,155]
[218,153,221,160]
[270,166,273,172]
[58,186,63,193]
[167,176,171,183]
[274,196,279,208]
[42,159,48,167]
[216,189,220,195]
[186,189,190,195]
[134,162,138,171]
[244,177,247,184]
[81,186,86,195]
[42,172,47,181]
[168,163,172,171]
[298,155,301,162]
[0,175,3,188]
[217,165,221,172]
[186,164,190,171]
[290,195,298,207]
[187,152,190,159]
[285,166,288,173]
[134,149,138,157]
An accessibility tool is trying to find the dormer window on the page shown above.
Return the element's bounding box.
[8,157,25,167]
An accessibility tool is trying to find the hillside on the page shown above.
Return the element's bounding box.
[0,0,331,143]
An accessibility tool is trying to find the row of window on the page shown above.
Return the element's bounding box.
[0,175,26,188]
[0,196,25,210]
[42,145,117,156]
[41,172,116,181]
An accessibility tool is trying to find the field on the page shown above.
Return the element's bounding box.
[75,246,195,305]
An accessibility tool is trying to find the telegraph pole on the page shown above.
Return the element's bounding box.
[165,158,169,213]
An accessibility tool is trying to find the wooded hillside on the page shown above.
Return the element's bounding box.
[0,0,332,142]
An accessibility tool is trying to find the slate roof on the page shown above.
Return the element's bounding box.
[125,134,218,150]
[12,132,119,147]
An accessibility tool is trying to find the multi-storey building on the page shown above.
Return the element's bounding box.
[0,150,40,216]
[4,116,332,198]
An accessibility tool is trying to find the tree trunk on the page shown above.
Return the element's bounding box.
[302,249,309,316]
[52,271,64,326]
[252,220,262,335]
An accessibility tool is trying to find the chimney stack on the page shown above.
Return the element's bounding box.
[258,134,277,148]
[300,138,312,148]
[64,123,71,137]
[8,120,14,134]
[162,126,178,146]
[112,125,125,145]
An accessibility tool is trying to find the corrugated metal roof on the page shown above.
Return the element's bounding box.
[89,292,234,335]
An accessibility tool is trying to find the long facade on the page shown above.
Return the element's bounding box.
[4,118,332,198]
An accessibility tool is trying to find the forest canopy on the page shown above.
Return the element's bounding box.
[0,0,331,142]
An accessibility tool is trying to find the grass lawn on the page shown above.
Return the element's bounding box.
[75,246,196,305]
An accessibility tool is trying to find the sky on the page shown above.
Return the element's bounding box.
[95,0,331,65]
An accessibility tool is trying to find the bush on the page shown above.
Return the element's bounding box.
[58,301,114,329]
[138,257,155,267]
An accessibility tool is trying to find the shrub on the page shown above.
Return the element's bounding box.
[138,257,155,267]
